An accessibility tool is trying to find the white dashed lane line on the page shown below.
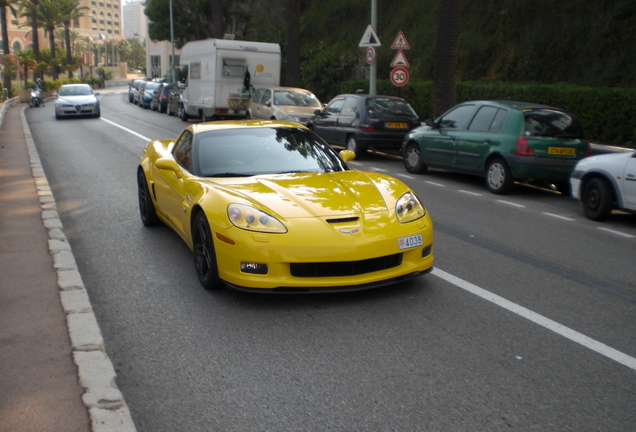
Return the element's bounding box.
[497,199,526,208]
[597,227,636,238]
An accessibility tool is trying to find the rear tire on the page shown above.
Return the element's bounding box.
[404,143,427,174]
[583,177,614,221]
[486,158,514,194]
[193,212,222,290]
[138,169,160,227]
[347,135,366,158]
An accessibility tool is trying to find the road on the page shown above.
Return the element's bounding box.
[26,92,636,431]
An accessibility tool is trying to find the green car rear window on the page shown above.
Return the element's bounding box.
[524,109,585,139]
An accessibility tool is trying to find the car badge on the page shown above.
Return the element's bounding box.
[339,228,360,235]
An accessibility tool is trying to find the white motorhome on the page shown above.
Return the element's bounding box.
[178,39,281,121]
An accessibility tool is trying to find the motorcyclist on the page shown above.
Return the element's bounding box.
[31,78,44,106]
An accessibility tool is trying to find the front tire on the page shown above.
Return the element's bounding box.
[179,104,189,122]
[137,169,160,227]
[404,143,427,174]
[193,212,222,290]
[486,158,514,194]
[583,177,614,221]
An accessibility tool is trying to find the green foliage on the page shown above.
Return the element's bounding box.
[299,41,360,102]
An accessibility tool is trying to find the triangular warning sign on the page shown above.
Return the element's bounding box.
[390,50,410,67]
[358,24,382,48]
[391,31,410,50]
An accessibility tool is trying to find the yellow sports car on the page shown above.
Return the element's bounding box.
[137,120,434,292]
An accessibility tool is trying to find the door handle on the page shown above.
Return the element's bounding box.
[484,138,492,143]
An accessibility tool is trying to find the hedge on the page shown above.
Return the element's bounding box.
[338,80,636,147]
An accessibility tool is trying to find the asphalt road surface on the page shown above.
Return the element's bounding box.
[25,92,636,432]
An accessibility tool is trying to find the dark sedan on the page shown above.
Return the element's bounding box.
[307,93,420,157]
[150,83,174,113]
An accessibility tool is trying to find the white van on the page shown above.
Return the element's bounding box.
[178,39,281,121]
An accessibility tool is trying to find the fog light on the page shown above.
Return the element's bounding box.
[422,245,432,258]
[241,262,268,275]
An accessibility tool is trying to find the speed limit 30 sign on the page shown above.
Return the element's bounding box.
[390,67,409,86]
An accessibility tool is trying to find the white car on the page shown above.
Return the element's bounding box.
[570,150,636,220]
[55,84,100,119]
[247,87,322,125]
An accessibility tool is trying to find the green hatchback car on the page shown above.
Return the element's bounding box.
[402,101,590,194]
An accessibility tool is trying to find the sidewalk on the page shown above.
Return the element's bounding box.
[0,100,135,432]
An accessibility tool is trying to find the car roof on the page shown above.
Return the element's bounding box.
[255,86,315,93]
[334,94,408,101]
[460,100,562,111]
[60,83,91,88]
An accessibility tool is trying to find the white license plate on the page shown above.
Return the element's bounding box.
[398,234,423,250]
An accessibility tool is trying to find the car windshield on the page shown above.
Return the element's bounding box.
[273,90,322,107]
[194,127,349,177]
[524,109,585,138]
[59,86,92,96]
[366,97,417,116]
[145,82,161,90]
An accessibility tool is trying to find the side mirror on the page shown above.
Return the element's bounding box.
[155,157,183,178]
[339,149,356,163]
[425,118,437,128]
[94,92,100,96]
[314,109,324,116]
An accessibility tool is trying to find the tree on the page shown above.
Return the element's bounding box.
[17,48,36,87]
[432,0,462,117]
[58,0,87,77]
[1,0,17,96]
[285,0,300,87]
[37,0,63,80]
[17,0,41,62]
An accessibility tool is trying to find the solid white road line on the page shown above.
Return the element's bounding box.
[597,227,635,238]
[543,212,576,221]
[100,117,151,142]
[432,267,636,371]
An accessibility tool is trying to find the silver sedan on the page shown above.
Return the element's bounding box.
[55,84,100,119]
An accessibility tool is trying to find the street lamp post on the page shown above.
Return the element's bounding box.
[169,0,176,84]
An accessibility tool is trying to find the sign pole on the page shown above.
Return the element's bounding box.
[370,0,377,95]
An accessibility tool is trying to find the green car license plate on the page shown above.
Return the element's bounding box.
[548,147,575,156]
[386,122,408,129]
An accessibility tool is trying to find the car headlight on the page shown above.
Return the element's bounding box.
[395,192,426,223]
[227,204,287,233]
[286,114,300,123]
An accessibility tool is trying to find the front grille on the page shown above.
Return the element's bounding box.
[291,253,402,278]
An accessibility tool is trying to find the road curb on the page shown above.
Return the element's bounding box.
[19,105,138,432]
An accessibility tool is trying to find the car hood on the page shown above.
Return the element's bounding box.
[206,170,402,219]
[575,149,634,171]
[277,106,320,116]
[56,95,97,104]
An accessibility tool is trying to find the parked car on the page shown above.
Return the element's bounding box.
[137,120,434,292]
[402,100,590,194]
[138,81,162,108]
[307,93,421,158]
[570,149,636,220]
[128,78,147,103]
[247,87,322,125]
[150,83,174,112]
[54,84,100,119]
[166,86,181,117]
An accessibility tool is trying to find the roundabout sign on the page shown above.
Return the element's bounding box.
[390,67,409,87]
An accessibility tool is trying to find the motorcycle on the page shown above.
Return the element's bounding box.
[31,88,43,107]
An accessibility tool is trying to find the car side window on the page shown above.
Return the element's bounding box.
[252,89,264,105]
[467,106,508,132]
[340,97,358,116]
[262,89,272,106]
[173,130,193,172]
[325,98,345,115]
[438,105,475,130]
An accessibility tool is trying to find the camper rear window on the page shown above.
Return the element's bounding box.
[190,62,201,79]
[223,59,245,77]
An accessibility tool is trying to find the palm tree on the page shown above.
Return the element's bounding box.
[58,0,87,78]
[1,0,18,96]
[37,0,63,79]
[17,48,36,87]
[17,0,40,63]
[432,0,462,117]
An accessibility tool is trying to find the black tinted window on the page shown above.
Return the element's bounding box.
[468,106,508,132]
[524,109,585,138]
[366,98,416,116]
[173,130,193,172]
